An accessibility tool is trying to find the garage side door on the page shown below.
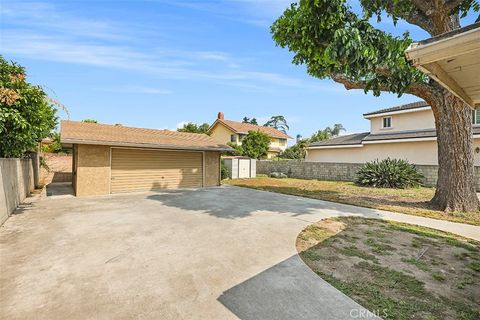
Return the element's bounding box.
[111,148,203,193]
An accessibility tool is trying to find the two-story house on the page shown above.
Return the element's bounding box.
[306,101,480,166]
[209,112,291,159]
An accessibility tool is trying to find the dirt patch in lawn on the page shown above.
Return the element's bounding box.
[297,217,480,320]
[225,177,480,226]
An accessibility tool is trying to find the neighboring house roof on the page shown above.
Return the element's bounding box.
[363,101,429,117]
[309,132,370,147]
[209,119,292,139]
[308,126,480,148]
[61,120,232,151]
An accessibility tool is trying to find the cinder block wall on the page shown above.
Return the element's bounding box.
[257,160,480,190]
[0,158,34,225]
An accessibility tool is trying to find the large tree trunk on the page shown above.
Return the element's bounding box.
[428,90,480,212]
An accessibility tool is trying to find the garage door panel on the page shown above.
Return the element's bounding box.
[111,148,203,193]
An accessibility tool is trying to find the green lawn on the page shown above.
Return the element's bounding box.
[225,177,480,226]
[296,217,480,320]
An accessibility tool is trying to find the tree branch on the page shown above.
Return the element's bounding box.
[331,74,391,91]
[382,1,436,35]
[330,74,436,102]
[444,0,466,13]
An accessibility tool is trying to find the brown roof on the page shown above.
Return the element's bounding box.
[363,101,429,117]
[61,120,232,151]
[308,126,480,147]
[210,119,291,139]
[309,132,370,147]
[417,22,480,46]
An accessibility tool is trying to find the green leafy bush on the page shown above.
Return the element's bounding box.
[220,159,229,180]
[0,56,57,158]
[355,158,424,188]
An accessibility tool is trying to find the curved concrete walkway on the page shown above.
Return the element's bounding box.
[0,185,478,319]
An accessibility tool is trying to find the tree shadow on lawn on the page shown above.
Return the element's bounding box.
[295,217,480,320]
[145,186,387,220]
[240,184,434,210]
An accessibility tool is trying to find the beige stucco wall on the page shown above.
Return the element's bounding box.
[306,138,480,166]
[204,151,220,187]
[210,122,236,144]
[75,144,111,196]
[370,109,435,134]
[269,138,288,150]
[74,145,222,195]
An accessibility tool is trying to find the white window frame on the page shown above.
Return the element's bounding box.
[381,116,392,129]
[473,108,480,125]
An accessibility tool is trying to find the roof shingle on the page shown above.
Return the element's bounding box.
[61,120,232,151]
[211,119,291,139]
[308,126,480,147]
[363,101,429,117]
[309,132,370,147]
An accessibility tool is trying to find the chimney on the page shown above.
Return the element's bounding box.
[218,112,224,120]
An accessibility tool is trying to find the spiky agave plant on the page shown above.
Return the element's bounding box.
[355,158,424,188]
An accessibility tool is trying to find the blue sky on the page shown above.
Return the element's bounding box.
[1,1,477,141]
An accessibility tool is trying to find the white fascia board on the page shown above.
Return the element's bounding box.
[307,144,364,150]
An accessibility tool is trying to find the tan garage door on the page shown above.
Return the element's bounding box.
[111,148,203,193]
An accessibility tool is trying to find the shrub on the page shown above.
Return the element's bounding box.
[220,159,229,180]
[355,158,424,188]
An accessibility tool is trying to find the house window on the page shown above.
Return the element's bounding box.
[382,117,392,129]
[230,134,237,143]
[473,108,480,125]
[280,139,286,146]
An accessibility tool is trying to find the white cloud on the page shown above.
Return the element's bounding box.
[124,86,173,95]
[176,121,189,129]
[0,1,346,94]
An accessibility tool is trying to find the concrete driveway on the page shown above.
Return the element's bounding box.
[1,186,478,320]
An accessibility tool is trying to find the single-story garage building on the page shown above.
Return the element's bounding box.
[61,120,231,196]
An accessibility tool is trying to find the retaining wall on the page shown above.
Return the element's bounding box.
[0,158,35,225]
[257,160,480,190]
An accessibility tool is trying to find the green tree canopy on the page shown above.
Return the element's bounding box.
[282,123,346,159]
[81,119,98,123]
[177,122,210,134]
[280,138,309,159]
[240,130,271,159]
[242,117,258,125]
[271,0,480,212]
[0,56,57,158]
[264,115,289,133]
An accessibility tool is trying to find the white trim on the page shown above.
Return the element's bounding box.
[363,106,431,119]
[381,116,392,129]
[307,144,364,150]
[363,137,437,144]
[405,26,480,66]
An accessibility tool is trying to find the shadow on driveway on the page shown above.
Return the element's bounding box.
[146,186,381,220]
[217,254,378,320]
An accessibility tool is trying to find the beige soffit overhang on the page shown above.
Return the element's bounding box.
[405,22,480,108]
